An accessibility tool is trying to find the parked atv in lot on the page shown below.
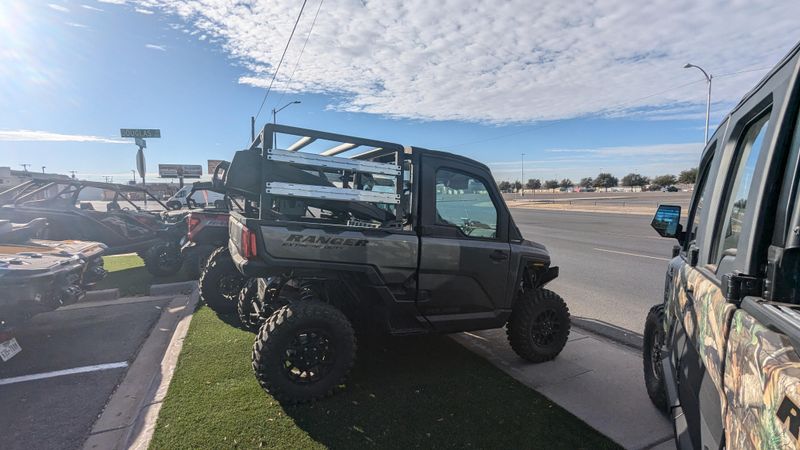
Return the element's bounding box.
[0,219,106,337]
[643,41,800,449]
[0,178,184,277]
[222,124,570,403]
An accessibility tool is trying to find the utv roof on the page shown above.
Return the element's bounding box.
[255,123,491,172]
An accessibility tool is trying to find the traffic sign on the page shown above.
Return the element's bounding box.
[135,137,147,148]
[158,164,202,179]
[136,148,146,179]
[121,128,161,138]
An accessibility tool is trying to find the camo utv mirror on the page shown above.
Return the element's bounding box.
[651,204,682,240]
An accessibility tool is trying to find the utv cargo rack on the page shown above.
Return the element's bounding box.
[227,124,409,224]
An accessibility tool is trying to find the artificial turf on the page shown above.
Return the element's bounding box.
[149,306,620,449]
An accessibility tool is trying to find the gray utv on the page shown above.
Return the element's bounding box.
[221,124,570,403]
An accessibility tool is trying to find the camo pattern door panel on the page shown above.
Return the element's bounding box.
[724,308,800,449]
[675,265,737,413]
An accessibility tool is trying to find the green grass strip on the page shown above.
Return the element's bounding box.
[150,307,619,449]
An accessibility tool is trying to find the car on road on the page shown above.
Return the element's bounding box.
[221,124,571,403]
[642,41,800,449]
[660,185,679,192]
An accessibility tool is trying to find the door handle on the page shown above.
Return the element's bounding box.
[490,250,509,261]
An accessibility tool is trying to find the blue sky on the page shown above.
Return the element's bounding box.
[1,0,798,183]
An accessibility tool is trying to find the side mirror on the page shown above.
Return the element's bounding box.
[652,204,683,240]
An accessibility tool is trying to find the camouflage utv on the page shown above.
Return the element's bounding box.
[643,41,800,449]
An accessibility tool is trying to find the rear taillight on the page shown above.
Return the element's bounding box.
[187,215,201,239]
[241,226,258,260]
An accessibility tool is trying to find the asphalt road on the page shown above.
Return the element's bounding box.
[0,297,169,450]
[512,208,676,334]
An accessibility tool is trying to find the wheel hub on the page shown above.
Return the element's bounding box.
[531,309,560,346]
[283,329,335,382]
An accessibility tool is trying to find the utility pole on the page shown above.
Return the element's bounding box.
[131,170,137,184]
[520,153,525,197]
[69,170,77,179]
[20,164,30,172]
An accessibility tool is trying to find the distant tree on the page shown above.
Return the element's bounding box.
[512,180,523,192]
[545,179,560,192]
[652,174,677,187]
[559,178,574,189]
[526,178,542,190]
[678,168,698,185]
[593,173,619,192]
[498,181,511,192]
[621,173,649,191]
[579,177,594,188]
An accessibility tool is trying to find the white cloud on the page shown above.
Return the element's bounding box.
[81,4,104,11]
[66,22,88,28]
[145,44,166,51]
[138,0,798,124]
[97,0,126,4]
[0,130,128,144]
[135,8,154,14]
[48,3,69,12]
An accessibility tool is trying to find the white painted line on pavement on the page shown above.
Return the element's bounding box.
[0,361,128,386]
[592,247,670,262]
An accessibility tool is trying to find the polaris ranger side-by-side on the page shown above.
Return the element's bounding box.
[221,124,570,403]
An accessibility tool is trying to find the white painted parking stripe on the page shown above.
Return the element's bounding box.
[592,247,670,262]
[0,361,128,386]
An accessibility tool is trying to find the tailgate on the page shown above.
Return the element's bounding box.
[227,212,246,258]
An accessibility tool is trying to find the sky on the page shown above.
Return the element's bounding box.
[0,0,798,183]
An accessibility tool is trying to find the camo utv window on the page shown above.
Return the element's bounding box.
[435,169,497,238]
[715,112,770,263]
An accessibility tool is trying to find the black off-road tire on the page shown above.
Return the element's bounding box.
[252,301,357,404]
[238,278,262,332]
[643,304,669,413]
[143,241,184,277]
[507,288,571,362]
[199,246,245,314]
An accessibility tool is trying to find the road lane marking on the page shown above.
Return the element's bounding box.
[0,361,128,386]
[592,247,670,262]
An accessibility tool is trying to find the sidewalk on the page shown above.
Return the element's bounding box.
[452,327,675,450]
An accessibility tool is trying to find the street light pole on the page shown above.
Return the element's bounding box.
[131,170,137,184]
[271,100,301,149]
[520,153,525,197]
[684,63,713,143]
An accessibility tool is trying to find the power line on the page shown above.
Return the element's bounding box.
[254,0,309,123]
[273,0,324,111]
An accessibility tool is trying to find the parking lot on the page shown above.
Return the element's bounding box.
[0,296,172,450]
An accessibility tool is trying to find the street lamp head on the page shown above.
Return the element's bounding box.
[683,63,693,69]
[292,100,301,104]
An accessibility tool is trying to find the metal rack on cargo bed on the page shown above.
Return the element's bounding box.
[224,124,409,229]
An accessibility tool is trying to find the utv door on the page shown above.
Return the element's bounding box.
[671,96,776,448]
[416,156,511,332]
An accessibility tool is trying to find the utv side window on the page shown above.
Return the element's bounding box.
[435,169,498,239]
[687,142,716,247]
[714,112,770,263]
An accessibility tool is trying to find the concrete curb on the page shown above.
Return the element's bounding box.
[148,280,198,297]
[83,288,120,302]
[572,316,643,350]
[82,286,199,450]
